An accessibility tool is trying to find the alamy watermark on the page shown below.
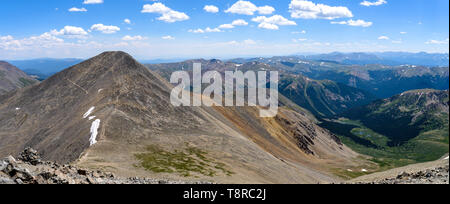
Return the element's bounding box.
[170,63,279,117]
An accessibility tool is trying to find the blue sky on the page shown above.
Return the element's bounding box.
[0,0,448,60]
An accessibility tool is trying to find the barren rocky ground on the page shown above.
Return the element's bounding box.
[350,156,449,184]
[0,148,210,184]
[2,149,448,184]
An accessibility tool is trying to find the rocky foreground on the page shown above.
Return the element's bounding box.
[354,165,449,184]
[0,148,210,184]
[350,156,449,184]
[2,148,448,184]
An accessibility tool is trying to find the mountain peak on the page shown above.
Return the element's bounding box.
[97,51,133,58]
[87,51,138,66]
[46,51,148,83]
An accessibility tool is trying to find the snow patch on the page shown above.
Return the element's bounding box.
[347,169,353,172]
[83,107,95,119]
[15,108,20,110]
[361,169,368,172]
[89,119,101,146]
[89,116,96,120]
[444,156,449,160]
[98,89,104,93]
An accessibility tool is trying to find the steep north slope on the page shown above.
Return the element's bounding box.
[343,89,449,146]
[0,61,38,95]
[320,89,448,172]
[279,74,377,118]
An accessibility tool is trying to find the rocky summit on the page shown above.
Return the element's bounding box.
[0,148,210,184]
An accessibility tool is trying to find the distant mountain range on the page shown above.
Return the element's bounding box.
[5,52,448,81]
[230,52,449,67]
[8,58,83,80]
[302,52,449,67]
[147,59,376,118]
[234,56,449,98]
[0,61,38,95]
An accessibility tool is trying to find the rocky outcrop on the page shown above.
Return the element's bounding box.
[276,115,316,155]
[0,148,210,184]
[18,147,42,165]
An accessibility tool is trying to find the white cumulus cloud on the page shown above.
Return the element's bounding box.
[257,6,275,15]
[219,19,249,29]
[331,19,373,27]
[426,38,449,45]
[124,19,131,24]
[188,29,205,34]
[378,36,390,40]
[232,19,249,26]
[205,27,222,33]
[292,30,307,34]
[204,5,219,13]
[289,0,353,20]
[361,0,387,7]
[219,24,234,29]
[0,35,14,41]
[90,24,120,34]
[50,26,89,38]
[292,38,308,43]
[225,1,275,15]
[0,32,65,51]
[188,27,222,34]
[83,0,103,4]
[142,3,189,23]
[69,7,87,12]
[122,35,146,41]
[162,35,175,40]
[258,22,279,30]
[252,15,297,30]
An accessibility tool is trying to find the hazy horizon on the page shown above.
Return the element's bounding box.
[2,50,449,61]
